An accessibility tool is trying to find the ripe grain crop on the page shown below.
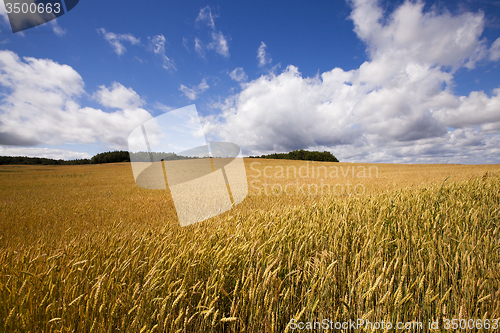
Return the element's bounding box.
[0,160,499,332]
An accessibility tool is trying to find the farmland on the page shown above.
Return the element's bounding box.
[1,160,500,332]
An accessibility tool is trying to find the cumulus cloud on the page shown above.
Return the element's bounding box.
[204,0,500,163]
[194,6,230,58]
[149,34,176,70]
[257,42,272,67]
[0,50,152,151]
[97,28,140,55]
[229,67,247,82]
[179,79,210,100]
[94,82,144,109]
[433,89,500,130]
[350,0,487,70]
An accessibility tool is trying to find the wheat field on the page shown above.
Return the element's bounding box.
[0,160,499,332]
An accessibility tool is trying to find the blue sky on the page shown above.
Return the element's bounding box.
[0,0,500,163]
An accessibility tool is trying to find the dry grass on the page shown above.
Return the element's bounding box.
[0,160,499,332]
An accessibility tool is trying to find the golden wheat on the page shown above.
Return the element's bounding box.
[0,161,499,332]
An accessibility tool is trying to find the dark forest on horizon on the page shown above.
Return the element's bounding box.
[1,149,340,165]
[249,149,339,162]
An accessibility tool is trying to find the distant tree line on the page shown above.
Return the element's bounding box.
[90,151,131,164]
[0,156,90,165]
[1,149,339,165]
[0,150,199,165]
[250,149,339,162]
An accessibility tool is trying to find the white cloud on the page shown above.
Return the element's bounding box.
[50,20,66,37]
[350,0,487,71]
[229,67,247,82]
[149,34,176,71]
[196,6,216,29]
[194,6,229,58]
[194,37,204,57]
[208,31,229,58]
[203,0,500,163]
[182,37,189,51]
[154,102,175,113]
[179,79,210,100]
[0,50,152,150]
[433,89,500,130]
[94,82,144,109]
[97,28,140,55]
[490,37,500,62]
[257,42,272,67]
[97,29,175,71]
